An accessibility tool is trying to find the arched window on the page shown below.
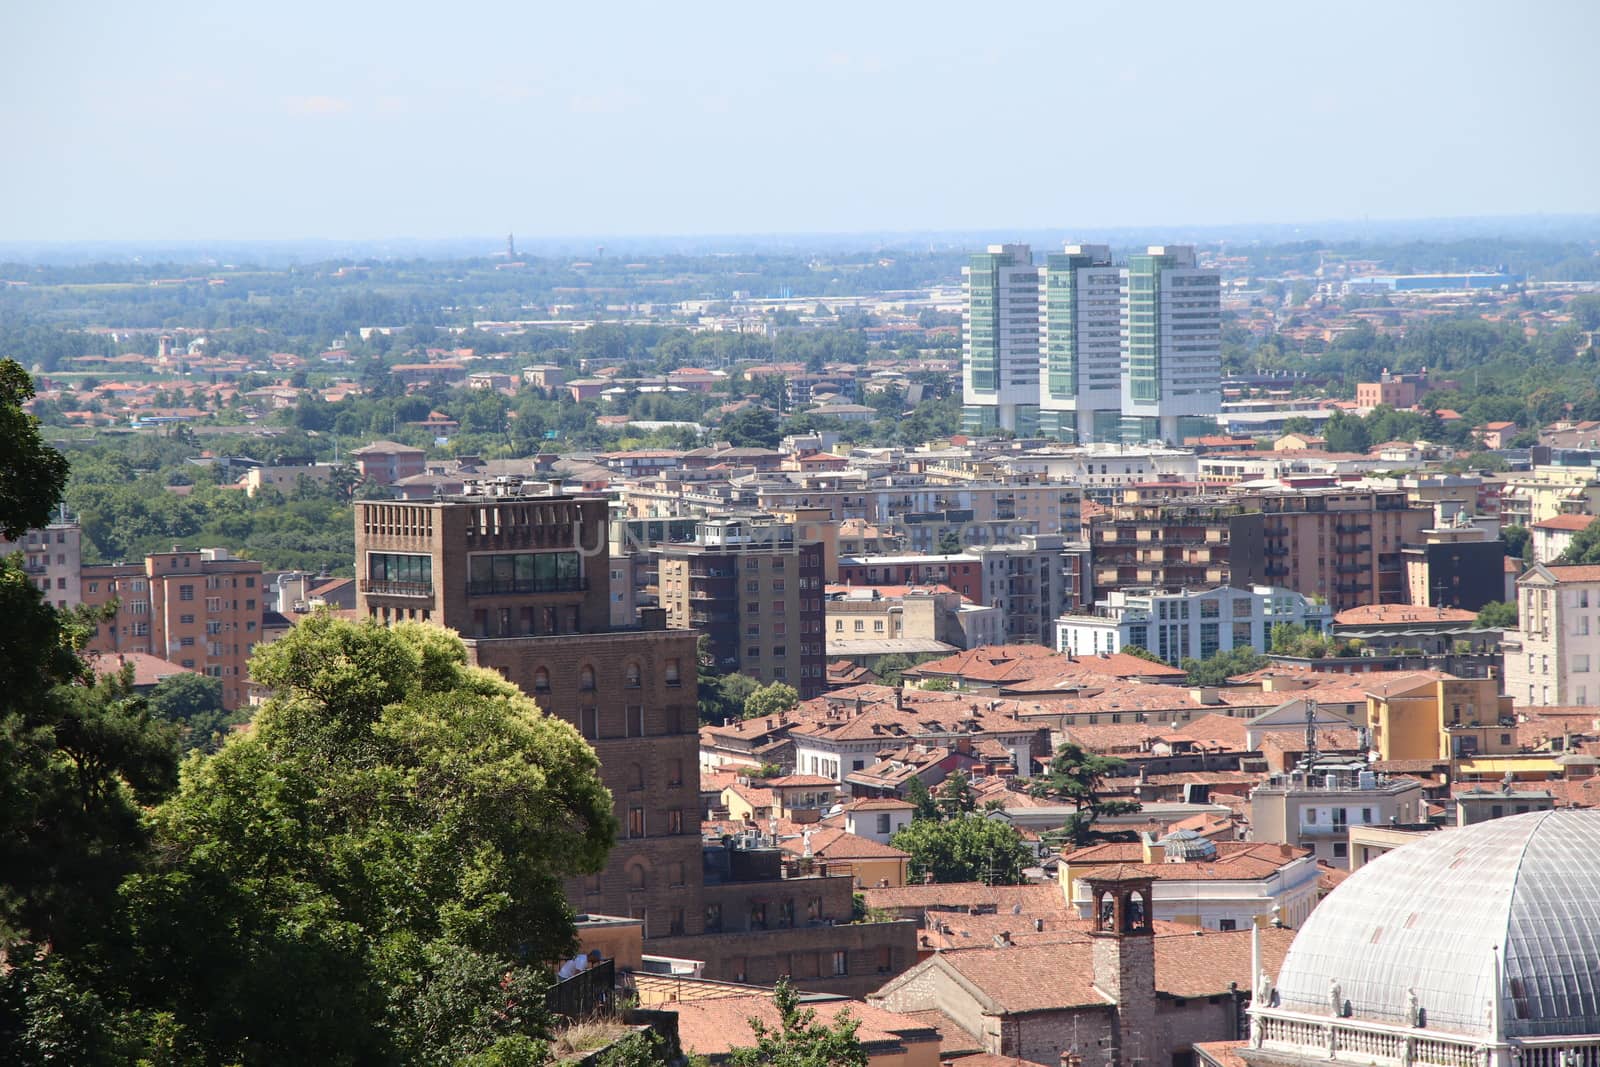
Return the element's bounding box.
[628,863,647,890]
[1098,892,1115,931]
[580,665,596,691]
[1127,890,1148,932]
[625,662,641,689]
[533,667,550,693]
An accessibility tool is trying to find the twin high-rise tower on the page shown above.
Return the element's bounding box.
[961,243,1222,445]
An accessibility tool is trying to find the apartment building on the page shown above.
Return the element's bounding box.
[1056,584,1331,665]
[1249,761,1425,868]
[1364,673,1516,761]
[1502,563,1600,707]
[2,518,82,609]
[961,243,1042,435]
[656,517,827,698]
[1120,245,1223,446]
[824,584,1004,654]
[82,548,264,709]
[350,440,427,485]
[1040,243,1124,443]
[1088,494,1261,596]
[355,487,703,940]
[1246,487,1432,611]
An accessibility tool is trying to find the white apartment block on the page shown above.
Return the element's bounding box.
[961,243,1041,435]
[1119,245,1223,446]
[1054,584,1332,665]
[1503,563,1600,707]
[1040,244,1125,444]
[2,520,83,609]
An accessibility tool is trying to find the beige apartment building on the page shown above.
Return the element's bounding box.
[656,517,827,698]
[81,548,265,709]
[1250,761,1425,868]
[1500,465,1600,528]
[1503,563,1600,707]
[2,518,82,609]
[1251,487,1432,611]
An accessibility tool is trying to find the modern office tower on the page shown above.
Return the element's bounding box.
[1119,245,1222,445]
[961,243,1041,436]
[1040,244,1125,444]
[355,485,706,939]
[656,517,827,699]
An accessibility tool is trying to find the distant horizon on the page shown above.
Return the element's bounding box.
[3,212,1599,266]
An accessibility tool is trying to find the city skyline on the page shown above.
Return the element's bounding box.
[3,0,1597,242]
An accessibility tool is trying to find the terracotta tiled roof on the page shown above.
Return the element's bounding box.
[86,651,194,688]
[1543,564,1600,583]
[861,882,1065,915]
[763,774,837,788]
[675,994,939,1058]
[776,826,910,862]
[1334,604,1479,625]
[1531,514,1598,532]
[894,1009,985,1056]
[1196,1040,1251,1067]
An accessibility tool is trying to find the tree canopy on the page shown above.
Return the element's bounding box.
[65,615,617,1065]
[1476,600,1518,629]
[727,978,868,1067]
[743,681,800,721]
[890,813,1030,886]
[1556,518,1600,566]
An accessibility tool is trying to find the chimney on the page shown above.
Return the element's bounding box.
[894,687,904,711]
[993,931,1012,948]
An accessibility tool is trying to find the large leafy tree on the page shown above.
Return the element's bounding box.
[1556,518,1600,565]
[728,978,869,1067]
[890,814,1030,886]
[0,360,70,541]
[114,615,617,1065]
[144,671,245,754]
[743,681,799,721]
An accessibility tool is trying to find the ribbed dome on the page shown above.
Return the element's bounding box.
[1160,827,1218,862]
[1272,810,1600,1039]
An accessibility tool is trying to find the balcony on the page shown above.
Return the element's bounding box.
[1335,563,1365,574]
[359,579,434,598]
[1264,543,1289,557]
[1335,523,1372,535]
[1264,524,1289,537]
[1264,564,1290,578]
[467,576,588,596]
[1297,822,1349,838]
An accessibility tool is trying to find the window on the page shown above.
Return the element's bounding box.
[1219,919,1238,932]
[1333,842,1349,859]
[873,620,884,632]
[831,950,848,976]
[746,646,761,660]
[180,614,195,624]
[876,813,891,834]
[579,706,599,739]
[533,667,550,693]
[746,581,759,593]
[668,759,683,787]
[466,551,580,595]
[179,636,195,647]
[665,658,681,686]
[367,552,432,588]
[854,620,865,632]
[705,904,723,933]
[668,907,685,936]
[625,705,644,737]
[580,665,596,691]
[625,662,641,688]
[628,807,645,838]
[666,809,683,834]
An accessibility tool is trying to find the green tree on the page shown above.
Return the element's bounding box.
[727,978,868,1067]
[113,616,615,1065]
[935,529,964,555]
[1556,518,1600,565]
[1476,600,1518,629]
[873,653,913,687]
[721,406,781,449]
[743,681,800,721]
[935,770,978,816]
[1027,744,1127,812]
[1181,646,1267,686]
[146,672,245,754]
[0,360,70,540]
[1501,525,1532,563]
[1120,645,1165,663]
[904,776,940,822]
[890,814,1030,885]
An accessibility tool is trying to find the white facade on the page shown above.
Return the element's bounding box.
[961,243,1041,434]
[1502,564,1600,707]
[1040,244,1125,443]
[1054,584,1332,665]
[1120,245,1223,445]
[1065,853,1323,931]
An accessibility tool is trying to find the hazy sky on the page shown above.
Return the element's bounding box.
[3,1,1596,242]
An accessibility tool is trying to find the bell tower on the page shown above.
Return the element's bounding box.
[1085,866,1158,1067]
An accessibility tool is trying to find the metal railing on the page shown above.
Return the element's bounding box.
[466,576,588,596]
[359,579,434,598]
[546,958,616,1020]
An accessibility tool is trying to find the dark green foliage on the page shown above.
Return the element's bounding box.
[721,406,781,449]
[1476,600,1518,629]
[0,361,70,541]
[1181,646,1267,686]
[890,814,1030,886]
[1556,519,1600,565]
[727,978,869,1067]
[904,776,940,822]
[145,672,245,754]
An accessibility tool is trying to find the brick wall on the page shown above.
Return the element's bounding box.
[640,919,919,999]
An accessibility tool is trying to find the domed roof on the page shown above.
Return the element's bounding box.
[1160,827,1218,862]
[1272,810,1600,1039]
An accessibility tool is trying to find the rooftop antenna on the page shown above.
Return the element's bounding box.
[1303,699,1320,766]
[506,232,516,259]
